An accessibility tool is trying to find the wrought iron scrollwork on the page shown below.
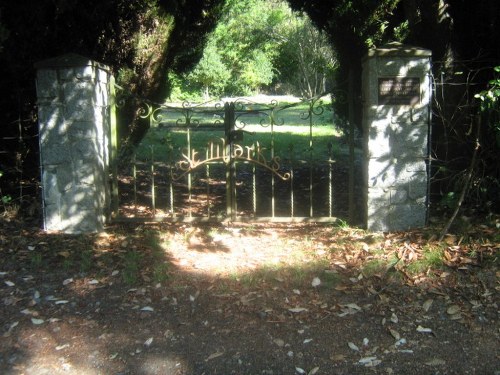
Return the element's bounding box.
[172,139,290,181]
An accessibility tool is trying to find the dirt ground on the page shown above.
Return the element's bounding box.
[0,216,498,375]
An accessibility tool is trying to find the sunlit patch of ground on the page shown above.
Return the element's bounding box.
[0,219,498,374]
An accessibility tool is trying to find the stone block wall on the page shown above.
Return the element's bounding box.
[36,54,112,233]
[362,43,432,231]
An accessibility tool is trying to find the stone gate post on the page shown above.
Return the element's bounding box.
[362,42,432,231]
[35,54,114,233]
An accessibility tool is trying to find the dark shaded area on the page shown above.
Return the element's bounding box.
[0,219,498,374]
[116,157,364,224]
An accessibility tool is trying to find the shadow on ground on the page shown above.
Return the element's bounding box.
[0,219,498,374]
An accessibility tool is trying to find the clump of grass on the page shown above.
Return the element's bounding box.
[407,245,445,275]
[144,230,172,283]
[30,252,44,269]
[362,258,388,277]
[122,250,143,285]
[79,249,94,273]
[62,257,74,272]
[153,262,170,283]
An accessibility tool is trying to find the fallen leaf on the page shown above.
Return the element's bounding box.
[359,356,381,367]
[190,290,200,302]
[311,277,321,287]
[31,318,44,325]
[295,367,306,374]
[343,303,362,310]
[2,321,18,337]
[303,338,313,344]
[331,354,345,361]
[140,306,154,312]
[394,338,407,347]
[88,279,99,285]
[348,342,359,351]
[55,344,70,351]
[446,305,461,315]
[337,303,362,317]
[273,338,285,347]
[390,313,399,324]
[288,307,308,313]
[308,367,320,375]
[55,300,69,305]
[449,313,462,320]
[62,278,73,286]
[144,337,153,346]
[422,299,433,312]
[205,351,224,361]
[21,309,36,315]
[389,329,400,340]
[4,280,15,287]
[416,325,433,333]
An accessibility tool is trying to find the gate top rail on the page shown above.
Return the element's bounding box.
[115,84,331,130]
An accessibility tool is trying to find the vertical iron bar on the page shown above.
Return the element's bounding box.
[17,92,23,204]
[252,146,257,216]
[165,132,175,217]
[309,104,314,218]
[234,161,238,216]
[271,119,275,218]
[224,102,236,219]
[109,77,119,217]
[328,144,333,218]
[289,144,294,218]
[348,68,355,223]
[151,145,156,217]
[206,147,210,218]
[132,152,137,215]
[187,126,192,218]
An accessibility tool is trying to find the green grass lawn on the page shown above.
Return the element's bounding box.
[135,99,346,164]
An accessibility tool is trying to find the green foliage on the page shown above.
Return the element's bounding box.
[406,245,445,275]
[276,13,337,97]
[475,66,500,147]
[171,0,336,99]
[186,40,231,99]
[0,171,12,212]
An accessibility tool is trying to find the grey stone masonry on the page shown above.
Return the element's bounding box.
[362,43,432,231]
[36,54,113,233]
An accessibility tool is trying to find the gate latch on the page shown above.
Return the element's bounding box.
[229,129,244,142]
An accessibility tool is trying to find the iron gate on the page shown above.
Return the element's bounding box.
[113,95,347,223]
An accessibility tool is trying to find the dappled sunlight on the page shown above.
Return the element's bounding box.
[161,224,331,277]
[139,354,191,374]
[1,220,498,374]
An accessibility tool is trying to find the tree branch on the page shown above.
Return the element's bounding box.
[439,115,481,241]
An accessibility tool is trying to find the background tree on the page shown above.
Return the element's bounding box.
[185,40,231,100]
[276,14,337,97]
[172,0,337,99]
